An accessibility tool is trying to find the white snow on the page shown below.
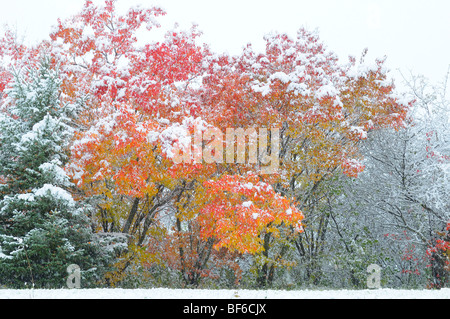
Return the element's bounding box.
[251,82,271,96]
[159,123,192,159]
[270,72,292,84]
[0,246,12,260]
[315,84,338,99]
[350,126,368,140]
[39,160,72,187]
[348,62,378,79]
[34,184,75,206]
[287,82,310,96]
[242,201,253,208]
[0,288,448,299]
[17,193,35,202]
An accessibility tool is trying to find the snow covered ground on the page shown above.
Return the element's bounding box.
[0,288,449,299]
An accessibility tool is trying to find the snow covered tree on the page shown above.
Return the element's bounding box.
[0,0,418,289]
[333,72,450,289]
[0,57,110,288]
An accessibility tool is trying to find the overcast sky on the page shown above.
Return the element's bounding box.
[1,0,450,90]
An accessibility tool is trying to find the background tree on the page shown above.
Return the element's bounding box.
[0,57,111,288]
[330,71,450,289]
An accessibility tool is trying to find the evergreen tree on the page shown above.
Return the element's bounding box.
[0,57,110,288]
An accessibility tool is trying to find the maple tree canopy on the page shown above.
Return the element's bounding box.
[0,0,413,284]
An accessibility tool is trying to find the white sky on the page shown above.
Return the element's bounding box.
[1,0,450,91]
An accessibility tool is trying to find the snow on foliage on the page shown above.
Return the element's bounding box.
[3,0,444,291]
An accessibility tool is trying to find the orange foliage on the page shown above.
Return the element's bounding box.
[199,174,303,254]
[0,0,411,285]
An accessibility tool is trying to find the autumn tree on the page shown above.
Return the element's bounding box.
[0,0,416,289]
[48,0,217,284]
[196,30,410,286]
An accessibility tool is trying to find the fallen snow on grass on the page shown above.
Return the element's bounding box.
[0,288,449,299]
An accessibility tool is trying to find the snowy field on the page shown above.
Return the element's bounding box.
[0,288,449,299]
